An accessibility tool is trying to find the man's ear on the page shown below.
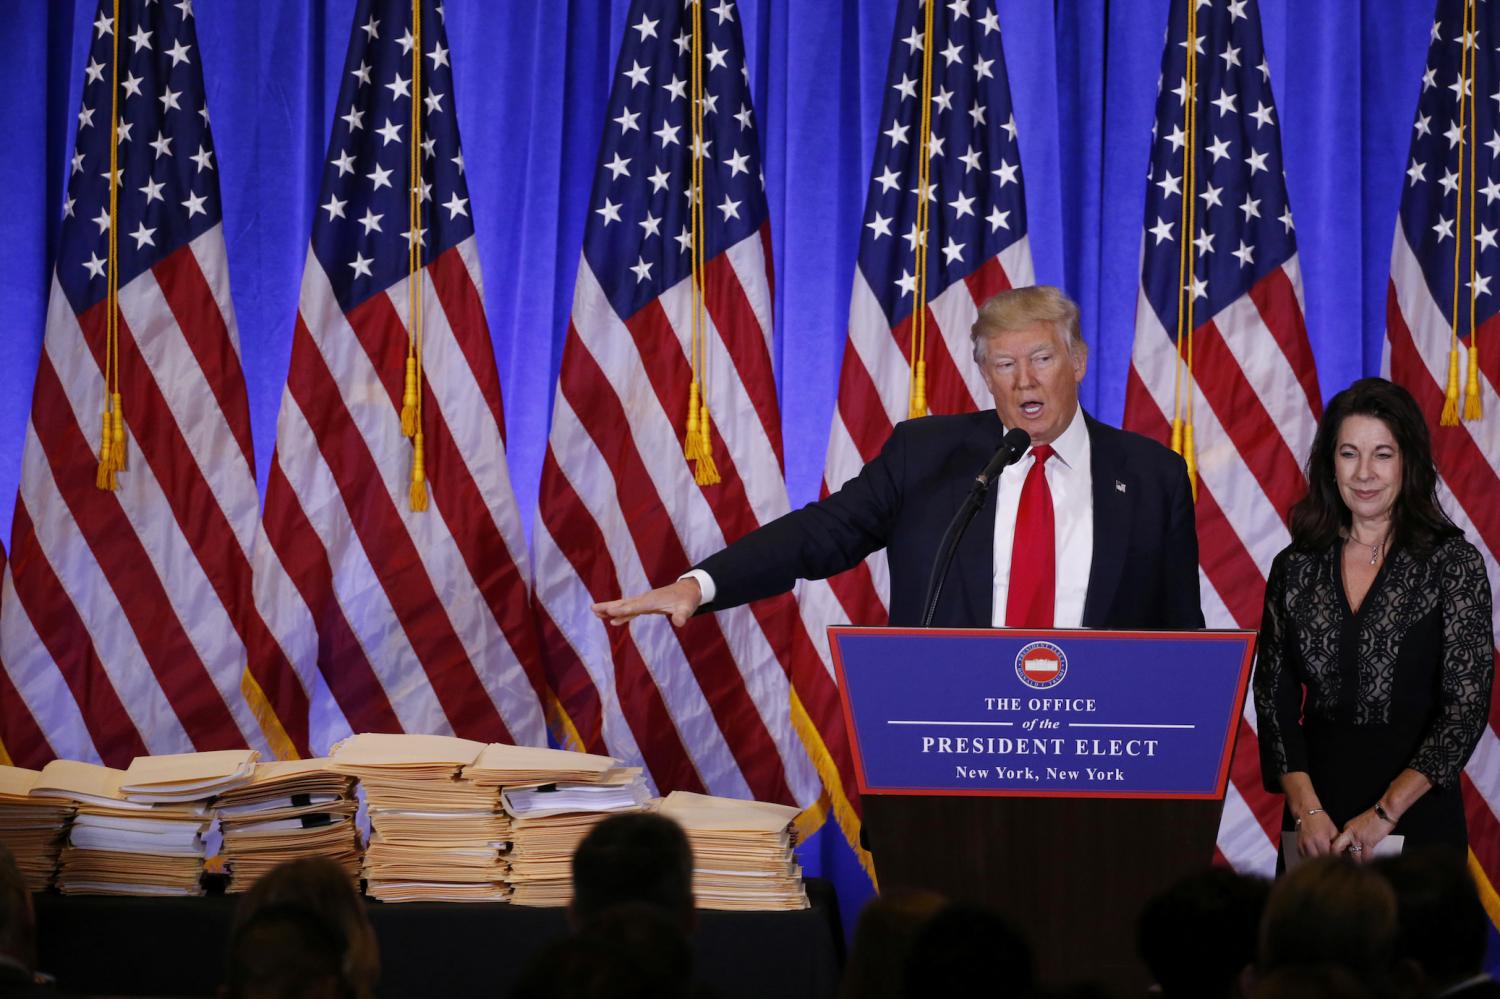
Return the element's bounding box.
[1071,343,1088,384]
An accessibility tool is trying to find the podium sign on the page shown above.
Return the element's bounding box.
[829,627,1255,799]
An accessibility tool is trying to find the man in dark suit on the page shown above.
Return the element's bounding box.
[593,285,1203,631]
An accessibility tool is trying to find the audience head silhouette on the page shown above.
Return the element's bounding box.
[0,845,36,984]
[1246,962,1375,999]
[1376,847,1491,995]
[1255,857,1398,992]
[232,857,377,999]
[840,889,947,999]
[901,901,1033,999]
[1136,866,1270,998]
[511,901,691,999]
[224,902,350,999]
[570,812,694,931]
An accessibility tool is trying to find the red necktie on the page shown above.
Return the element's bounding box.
[1005,445,1056,628]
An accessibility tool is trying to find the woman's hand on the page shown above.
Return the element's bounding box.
[1330,809,1392,864]
[1280,772,1336,857]
[1327,772,1427,863]
[1296,809,1339,858]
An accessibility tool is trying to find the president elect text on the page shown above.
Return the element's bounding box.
[920,735,1160,757]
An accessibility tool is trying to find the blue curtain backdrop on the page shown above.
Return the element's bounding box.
[0,0,1439,545]
[0,0,1441,906]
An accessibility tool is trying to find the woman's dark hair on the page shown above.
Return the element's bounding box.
[233,858,378,999]
[1288,377,1458,556]
[1258,857,1396,988]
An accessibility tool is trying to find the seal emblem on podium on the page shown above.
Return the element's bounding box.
[1015,640,1067,689]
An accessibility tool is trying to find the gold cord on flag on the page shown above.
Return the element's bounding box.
[907,0,937,420]
[684,0,719,485]
[1169,0,1200,499]
[1443,0,1475,426]
[97,0,125,491]
[406,0,429,510]
[1463,0,1484,421]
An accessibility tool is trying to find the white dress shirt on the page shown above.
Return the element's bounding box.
[991,406,1093,627]
[685,406,1095,622]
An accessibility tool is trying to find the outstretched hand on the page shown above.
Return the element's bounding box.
[591,578,704,628]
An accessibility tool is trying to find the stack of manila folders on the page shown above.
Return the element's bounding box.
[37,751,255,896]
[657,791,809,910]
[330,733,639,903]
[500,753,652,907]
[0,767,77,891]
[0,738,811,909]
[216,759,361,891]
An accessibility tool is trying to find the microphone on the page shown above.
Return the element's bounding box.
[974,427,1032,489]
[920,427,1033,627]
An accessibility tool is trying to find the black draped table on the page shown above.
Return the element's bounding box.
[34,879,843,997]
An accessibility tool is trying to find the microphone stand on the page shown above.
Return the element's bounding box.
[919,427,1030,628]
[919,483,989,628]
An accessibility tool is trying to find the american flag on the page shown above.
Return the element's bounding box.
[790,0,1035,858]
[533,0,822,811]
[1123,0,1321,874]
[1385,0,1500,919]
[0,0,299,767]
[249,0,549,754]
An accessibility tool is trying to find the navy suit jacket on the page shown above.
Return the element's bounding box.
[697,409,1205,629]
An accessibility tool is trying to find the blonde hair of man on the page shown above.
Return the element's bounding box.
[969,285,1087,365]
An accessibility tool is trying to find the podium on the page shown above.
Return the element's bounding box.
[829,627,1257,991]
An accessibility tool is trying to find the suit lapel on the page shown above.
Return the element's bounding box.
[950,413,1002,626]
[1083,415,1131,627]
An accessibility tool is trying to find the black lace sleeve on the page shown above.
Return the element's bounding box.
[1253,549,1307,791]
[1409,539,1496,787]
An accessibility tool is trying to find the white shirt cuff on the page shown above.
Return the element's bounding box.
[679,569,716,605]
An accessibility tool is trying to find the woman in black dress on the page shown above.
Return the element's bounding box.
[1253,377,1494,861]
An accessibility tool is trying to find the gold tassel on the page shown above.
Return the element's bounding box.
[693,402,720,486]
[409,432,429,512]
[96,411,116,491]
[109,391,126,471]
[400,356,418,438]
[908,359,927,419]
[1170,416,1183,456]
[684,381,705,461]
[1441,347,1461,426]
[1464,343,1483,421]
[1183,423,1198,502]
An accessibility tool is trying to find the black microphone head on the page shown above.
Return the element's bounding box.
[1001,426,1031,460]
[975,427,1034,489]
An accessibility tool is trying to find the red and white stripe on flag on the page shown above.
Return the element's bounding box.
[789,0,1036,859]
[1386,0,1500,921]
[0,0,301,767]
[249,0,549,754]
[533,0,820,812]
[1122,0,1320,875]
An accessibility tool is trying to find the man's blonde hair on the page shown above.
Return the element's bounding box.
[970,285,1086,364]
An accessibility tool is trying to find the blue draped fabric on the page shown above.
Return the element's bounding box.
[0,0,1450,925]
[0,0,1437,536]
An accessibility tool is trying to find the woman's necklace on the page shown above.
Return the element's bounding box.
[1346,529,1390,566]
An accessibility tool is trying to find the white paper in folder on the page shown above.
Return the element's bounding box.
[1280,831,1404,870]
